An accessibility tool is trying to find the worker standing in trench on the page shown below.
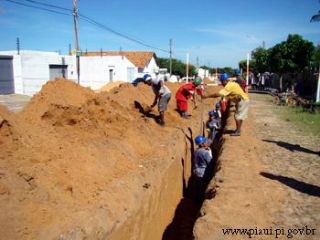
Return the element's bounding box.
[175,78,203,119]
[193,136,213,202]
[143,73,171,126]
[203,73,250,136]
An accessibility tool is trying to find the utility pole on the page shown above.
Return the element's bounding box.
[246,53,250,85]
[73,0,80,84]
[169,39,172,77]
[317,63,320,102]
[186,52,189,83]
[196,56,199,67]
[16,37,20,55]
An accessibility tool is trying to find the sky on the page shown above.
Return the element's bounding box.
[0,0,320,68]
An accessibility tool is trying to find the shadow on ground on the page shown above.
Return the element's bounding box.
[263,139,320,156]
[260,172,320,197]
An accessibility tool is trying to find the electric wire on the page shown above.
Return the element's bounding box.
[22,0,71,12]
[4,0,72,16]
[3,0,169,53]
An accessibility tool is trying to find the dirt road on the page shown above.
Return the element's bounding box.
[194,93,320,240]
[251,94,320,234]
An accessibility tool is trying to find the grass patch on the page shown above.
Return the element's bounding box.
[275,105,320,136]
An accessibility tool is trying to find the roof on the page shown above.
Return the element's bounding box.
[82,51,157,68]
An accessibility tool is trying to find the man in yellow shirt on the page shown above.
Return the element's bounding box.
[204,73,249,136]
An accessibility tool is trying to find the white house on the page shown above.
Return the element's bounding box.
[79,55,136,90]
[82,51,159,77]
[0,50,159,95]
[0,50,76,95]
[197,68,210,79]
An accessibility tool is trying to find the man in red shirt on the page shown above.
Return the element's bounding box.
[175,78,202,118]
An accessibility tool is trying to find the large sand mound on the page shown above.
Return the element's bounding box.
[1,79,219,239]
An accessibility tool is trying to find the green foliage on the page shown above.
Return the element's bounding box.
[222,67,234,75]
[239,34,315,75]
[200,65,214,74]
[157,57,197,77]
[251,47,269,73]
[238,60,247,72]
[312,46,320,66]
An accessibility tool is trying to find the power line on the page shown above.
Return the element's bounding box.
[22,0,71,12]
[3,0,72,16]
[3,0,169,53]
[78,14,169,53]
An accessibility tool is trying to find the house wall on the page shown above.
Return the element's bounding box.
[143,57,159,74]
[198,68,209,79]
[0,51,77,95]
[0,51,139,95]
[80,56,136,90]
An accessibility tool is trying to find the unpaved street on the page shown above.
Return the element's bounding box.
[251,94,320,234]
[194,93,319,240]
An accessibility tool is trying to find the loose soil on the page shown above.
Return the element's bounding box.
[0,79,219,240]
[194,93,320,240]
[1,80,318,240]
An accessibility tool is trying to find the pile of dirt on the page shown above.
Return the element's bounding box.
[22,79,95,122]
[97,81,125,92]
[0,79,220,239]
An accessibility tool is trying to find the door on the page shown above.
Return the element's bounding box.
[49,64,68,80]
[109,69,114,82]
[127,67,135,82]
[0,56,14,94]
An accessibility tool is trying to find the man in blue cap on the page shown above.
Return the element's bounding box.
[203,73,249,136]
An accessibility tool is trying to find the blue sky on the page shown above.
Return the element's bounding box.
[0,0,320,67]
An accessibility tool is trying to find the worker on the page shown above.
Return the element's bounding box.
[193,135,213,202]
[175,78,202,118]
[215,102,222,118]
[143,73,171,126]
[203,73,249,136]
[234,69,248,93]
[206,110,221,142]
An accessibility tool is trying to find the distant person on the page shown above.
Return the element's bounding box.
[234,69,247,93]
[203,73,249,136]
[215,102,222,118]
[193,135,213,201]
[143,74,171,126]
[175,78,202,118]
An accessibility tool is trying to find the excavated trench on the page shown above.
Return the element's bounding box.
[0,80,227,240]
[161,112,227,240]
[108,110,228,240]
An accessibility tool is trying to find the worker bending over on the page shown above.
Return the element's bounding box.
[203,73,249,136]
[143,73,171,126]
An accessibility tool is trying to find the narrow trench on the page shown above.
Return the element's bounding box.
[162,112,228,240]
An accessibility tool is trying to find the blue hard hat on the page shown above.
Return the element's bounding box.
[143,74,152,81]
[195,135,206,145]
[208,110,219,118]
[234,69,241,75]
[215,102,220,109]
[220,73,229,81]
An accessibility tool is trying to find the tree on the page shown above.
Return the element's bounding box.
[251,47,269,73]
[157,57,196,77]
[200,65,213,74]
[269,34,314,74]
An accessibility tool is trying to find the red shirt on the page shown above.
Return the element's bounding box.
[175,83,196,101]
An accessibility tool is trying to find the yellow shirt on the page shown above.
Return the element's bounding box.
[218,81,249,100]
